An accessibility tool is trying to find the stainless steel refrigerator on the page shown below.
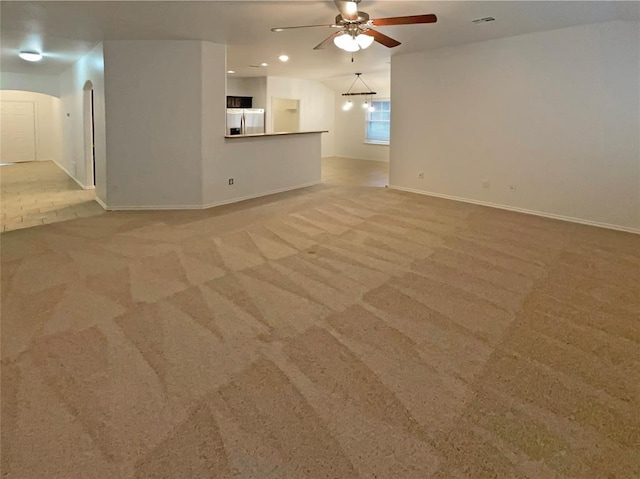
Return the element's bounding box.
[226,108,265,135]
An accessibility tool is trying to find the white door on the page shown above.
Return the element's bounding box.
[0,101,36,163]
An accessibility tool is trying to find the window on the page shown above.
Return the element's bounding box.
[365,100,390,145]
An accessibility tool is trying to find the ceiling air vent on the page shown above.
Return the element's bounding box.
[472,17,496,24]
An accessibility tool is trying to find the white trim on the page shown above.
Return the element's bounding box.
[94,196,108,210]
[101,181,321,211]
[102,205,202,211]
[53,160,94,189]
[388,185,640,235]
[84,88,95,192]
[331,155,389,164]
[363,141,390,146]
[201,181,321,209]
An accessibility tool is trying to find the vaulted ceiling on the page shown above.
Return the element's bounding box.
[1,1,637,81]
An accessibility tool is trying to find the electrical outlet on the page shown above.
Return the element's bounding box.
[418,172,424,179]
[509,184,516,192]
[228,178,234,185]
[482,180,490,189]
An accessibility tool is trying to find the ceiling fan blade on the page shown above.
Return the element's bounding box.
[363,29,401,48]
[334,0,359,22]
[313,32,341,50]
[371,14,437,26]
[271,24,340,32]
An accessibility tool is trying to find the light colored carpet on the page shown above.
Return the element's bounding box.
[1,168,639,477]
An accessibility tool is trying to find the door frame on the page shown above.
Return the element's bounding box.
[83,80,96,188]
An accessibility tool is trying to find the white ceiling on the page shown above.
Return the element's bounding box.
[1,1,638,85]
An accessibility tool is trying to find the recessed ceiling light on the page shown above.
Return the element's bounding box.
[19,51,42,62]
[227,70,235,74]
[278,55,289,62]
[260,62,269,67]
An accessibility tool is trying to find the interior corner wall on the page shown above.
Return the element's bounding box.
[324,70,390,162]
[200,41,228,206]
[0,90,62,163]
[266,76,335,157]
[0,72,61,97]
[103,40,204,208]
[58,43,106,197]
[390,20,640,231]
[333,93,389,163]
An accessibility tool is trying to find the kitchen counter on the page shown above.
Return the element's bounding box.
[210,130,324,206]
[224,130,327,139]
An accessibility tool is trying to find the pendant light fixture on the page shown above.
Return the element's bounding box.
[341,73,376,112]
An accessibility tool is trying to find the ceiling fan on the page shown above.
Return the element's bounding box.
[271,0,437,52]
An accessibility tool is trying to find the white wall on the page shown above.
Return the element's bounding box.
[0,90,62,163]
[266,76,335,157]
[201,41,228,207]
[272,98,300,133]
[0,73,60,97]
[93,40,322,210]
[391,20,640,232]
[226,76,267,109]
[333,95,390,163]
[216,134,322,206]
[58,44,106,195]
[328,71,390,163]
[103,41,204,208]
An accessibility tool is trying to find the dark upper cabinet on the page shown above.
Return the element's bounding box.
[226,96,253,108]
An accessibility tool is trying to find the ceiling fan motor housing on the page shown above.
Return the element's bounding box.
[335,11,370,26]
[271,1,437,51]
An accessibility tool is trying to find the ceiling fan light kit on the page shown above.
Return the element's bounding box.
[333,30,375,52]
[271,0,437,52]
[334,32,360,52]
[356,33,374,49]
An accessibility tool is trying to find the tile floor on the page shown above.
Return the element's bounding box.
[0,157,387,233]
[0,161,104,232]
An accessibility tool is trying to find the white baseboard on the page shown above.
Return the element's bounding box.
[201,181,322,209]
[53,160,95,190]
[94,196,108,210]
[330,155,389,164]
[102,181,321,211]
[103,203,207,211]
[388,185,640,235]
